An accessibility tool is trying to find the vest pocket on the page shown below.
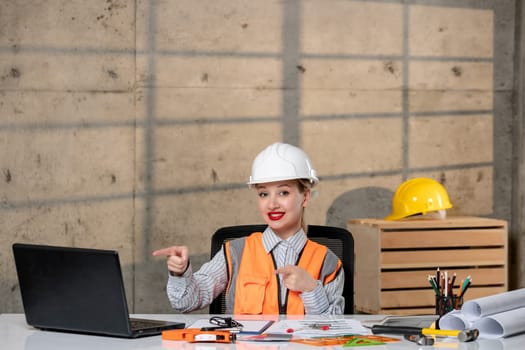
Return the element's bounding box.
[237,275,269,314]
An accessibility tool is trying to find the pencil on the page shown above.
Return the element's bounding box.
[436,267,441,291]
[444,271,448,297]
[450,273,457,296]
[428,275,440,296]
[459,280,471,299]
[450,273,457,288]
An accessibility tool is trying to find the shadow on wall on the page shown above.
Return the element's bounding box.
[326,187,394,228]
[131,253,212,314]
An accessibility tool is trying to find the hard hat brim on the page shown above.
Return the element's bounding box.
[247,175,319,187]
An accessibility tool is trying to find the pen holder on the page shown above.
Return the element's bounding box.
[435,295,463,318]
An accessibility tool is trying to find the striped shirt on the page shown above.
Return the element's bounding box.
[166,227,345,314]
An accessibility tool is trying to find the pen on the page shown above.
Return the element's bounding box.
[286,327,304,333]
[312,323,330,330]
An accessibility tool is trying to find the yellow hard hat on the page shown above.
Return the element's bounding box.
[385,178,453,220]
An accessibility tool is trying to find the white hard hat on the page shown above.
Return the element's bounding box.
[248,142,319,187]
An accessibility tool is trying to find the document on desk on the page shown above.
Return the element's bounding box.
[264,319,370,338]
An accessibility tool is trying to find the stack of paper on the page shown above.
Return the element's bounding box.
[439,288,525,338]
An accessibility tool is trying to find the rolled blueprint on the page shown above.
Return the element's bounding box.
[462,288,525,322]
[438,309,472,330]
[472,307,525,339]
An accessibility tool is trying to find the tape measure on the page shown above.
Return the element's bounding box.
[162,328,236,343]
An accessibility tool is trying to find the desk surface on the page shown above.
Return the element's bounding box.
[1,313,524,350]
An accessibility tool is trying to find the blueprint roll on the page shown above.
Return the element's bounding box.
[461,288,525,322]
[438,310,471,331]
[472,307,525,339]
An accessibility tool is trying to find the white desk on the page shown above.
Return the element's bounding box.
[1,313,524,350]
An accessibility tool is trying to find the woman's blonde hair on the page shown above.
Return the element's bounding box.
[296,179,314,233]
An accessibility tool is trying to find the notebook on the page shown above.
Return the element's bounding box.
[12,243,185,338]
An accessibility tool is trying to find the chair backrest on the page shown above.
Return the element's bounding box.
[209,224,354,314]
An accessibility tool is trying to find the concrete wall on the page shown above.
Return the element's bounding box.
[513,0,525,297]
[1,0,521,314]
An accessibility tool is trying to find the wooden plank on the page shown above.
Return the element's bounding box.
[379,308,436,315]
[356,305,436,315]
[381,248,506,269]
[380,286,506,308]
[381,267,507,289]
[381,229,506,249]
[351,224,382,313]
[349,216,507,230]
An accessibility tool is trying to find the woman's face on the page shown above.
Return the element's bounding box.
[255,180,311,239]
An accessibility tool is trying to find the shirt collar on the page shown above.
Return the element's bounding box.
[262,226,308,254]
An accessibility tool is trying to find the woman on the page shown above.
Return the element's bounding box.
[153,142,344,314]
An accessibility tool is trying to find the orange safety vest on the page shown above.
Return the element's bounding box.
[224,232,342,315]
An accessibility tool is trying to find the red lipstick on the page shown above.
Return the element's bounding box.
[268,212,284,221]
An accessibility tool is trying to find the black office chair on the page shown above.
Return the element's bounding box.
[209,224,354,314]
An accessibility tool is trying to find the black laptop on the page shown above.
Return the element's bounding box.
[12,243,185,338]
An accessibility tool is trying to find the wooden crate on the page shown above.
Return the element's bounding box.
[348,216,508,315]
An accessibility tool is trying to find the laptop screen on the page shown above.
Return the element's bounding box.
[12,243,184,337]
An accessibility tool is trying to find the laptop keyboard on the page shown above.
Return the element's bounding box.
[129,318,167,330]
